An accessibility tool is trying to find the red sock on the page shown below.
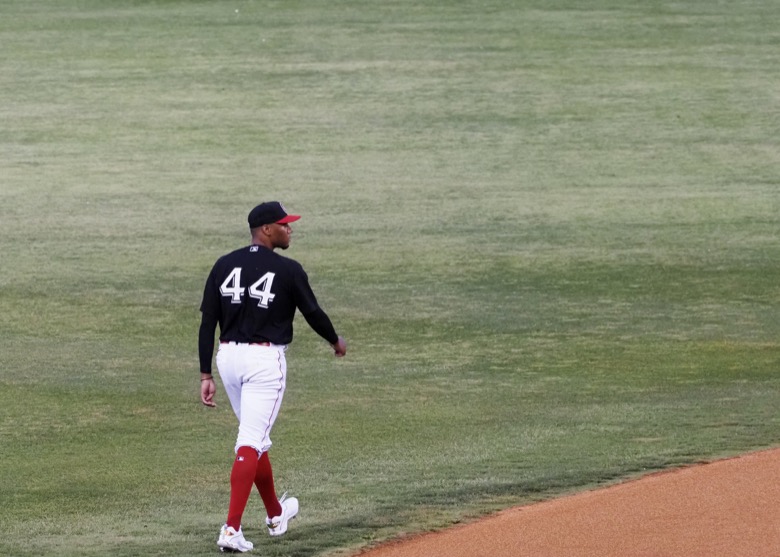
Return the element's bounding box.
[226,446,259,530]
[255,451,282,518]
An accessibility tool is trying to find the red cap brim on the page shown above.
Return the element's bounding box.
[276,214,301,224]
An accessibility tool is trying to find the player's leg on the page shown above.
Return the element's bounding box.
[215,342,243,419]
[229,345,288,528]
[215,344,257,527]
[216,445,257,552]
[254,449,299,537]
[214,343,257,551]
[255,451,282,518]
[237,346,298,535]
[226,446,260,529]
[234,345,287,454]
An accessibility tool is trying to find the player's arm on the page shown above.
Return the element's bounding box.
[293,262,347,357]
[198,266,221,407]
[302,308,347,357]
[198,312,219,406]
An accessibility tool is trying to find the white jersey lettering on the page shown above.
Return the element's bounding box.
[220,267,244,304]
[248,272,277,308]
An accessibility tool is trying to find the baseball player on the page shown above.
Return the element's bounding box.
[198,201,347,553]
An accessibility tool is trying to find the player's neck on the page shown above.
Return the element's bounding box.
[252,242,275,252]
[251,236,275,251]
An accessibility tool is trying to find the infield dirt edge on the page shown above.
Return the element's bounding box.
[354,447,780,557]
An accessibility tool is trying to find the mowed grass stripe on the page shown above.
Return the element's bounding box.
[1,1,778,556]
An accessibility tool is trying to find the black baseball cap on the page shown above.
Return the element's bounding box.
[248,202,301,228]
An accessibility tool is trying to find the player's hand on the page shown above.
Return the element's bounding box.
[201,375,217,407]
[332,336,347,357]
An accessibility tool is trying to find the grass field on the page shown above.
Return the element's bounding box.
[1,1,779,556]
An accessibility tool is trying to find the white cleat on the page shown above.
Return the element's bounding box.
[217,524,254,553]
[266,492,299,537]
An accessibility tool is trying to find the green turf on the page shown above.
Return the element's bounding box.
[1,1,778,555]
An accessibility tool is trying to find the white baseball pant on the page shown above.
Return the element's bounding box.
[216,342,287,455]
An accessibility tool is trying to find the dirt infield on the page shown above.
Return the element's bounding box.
[357,448,780,557]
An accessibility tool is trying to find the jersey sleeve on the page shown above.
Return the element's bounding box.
[302,308,339,345]
[291,262,340,343]
[290,262,322,316]
[198,312,219,373]
[198,262,222,373]
[199,262,222,318]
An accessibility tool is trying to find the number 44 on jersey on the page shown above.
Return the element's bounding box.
[219,267,276,308]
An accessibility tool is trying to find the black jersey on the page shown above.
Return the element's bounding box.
[200,244,323,345]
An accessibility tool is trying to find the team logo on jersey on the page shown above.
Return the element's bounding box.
[250,246,259,252]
